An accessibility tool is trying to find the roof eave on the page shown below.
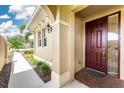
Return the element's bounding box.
[25,5,41,31]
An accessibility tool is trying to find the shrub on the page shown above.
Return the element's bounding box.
[25,54,33,61]
[37,61,43,68]
[27,49,34,54]
[24,49,34,54]
[30,57,51,75]
[37,63,42,70]
[41,63,50,75]
[31,58,38,65]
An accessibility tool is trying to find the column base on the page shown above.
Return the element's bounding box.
[51,71,72,87]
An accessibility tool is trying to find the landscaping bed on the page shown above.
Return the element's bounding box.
[34,67,51,83]
[0,62,12,88]
[0,51,13,88]
[22,49,51,83]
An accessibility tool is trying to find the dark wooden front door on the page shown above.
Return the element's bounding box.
[86,17,107,73]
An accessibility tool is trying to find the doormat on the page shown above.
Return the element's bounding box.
[86,69,106,77]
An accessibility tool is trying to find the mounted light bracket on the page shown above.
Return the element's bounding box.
[46,24,52,33]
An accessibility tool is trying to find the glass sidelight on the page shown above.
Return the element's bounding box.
[107,13,119,76]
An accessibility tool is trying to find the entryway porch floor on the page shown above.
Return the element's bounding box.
[75,69,124,88]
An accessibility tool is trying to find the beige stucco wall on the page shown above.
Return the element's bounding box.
[59,6,71,74]
[60,23,69,74]
[51,22,60,74]
[59,6,76,86]
[75,5,124,80]
[35,30,53,62]
[0,36,7,71]
[33,6,57,63]
[74,15,85,73]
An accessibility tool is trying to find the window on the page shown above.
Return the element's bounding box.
[107,13,119,76]
[42,29,47,47]
[44,38,47,46]
[38,31,41,46]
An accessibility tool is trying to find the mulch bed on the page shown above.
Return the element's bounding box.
[23,53,51,83]
[0,62,12,88]
[0,52,13,88]
[34,68,51,83]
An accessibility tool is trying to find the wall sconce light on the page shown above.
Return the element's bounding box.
[46,24,52,33]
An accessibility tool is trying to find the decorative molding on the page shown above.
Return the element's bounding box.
[26,5,55,31]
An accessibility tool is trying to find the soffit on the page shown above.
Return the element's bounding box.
[31,8,49,29]
[29,7,49,31]
[76,5,121,18]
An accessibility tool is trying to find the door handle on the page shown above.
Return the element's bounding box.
[102,48,105,51]
[102,48,105,56]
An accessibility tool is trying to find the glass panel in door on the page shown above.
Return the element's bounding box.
[108,13,119,76]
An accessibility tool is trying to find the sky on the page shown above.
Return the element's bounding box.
[0,5,36,37]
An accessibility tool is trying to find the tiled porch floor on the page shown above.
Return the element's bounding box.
[75,69,124,88]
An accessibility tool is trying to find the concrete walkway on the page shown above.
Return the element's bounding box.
[8,52,45,88]
[8,52,88,88]
[41,80,88,88]
[62,80,88,88]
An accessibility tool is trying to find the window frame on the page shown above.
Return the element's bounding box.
[38,31,42,47]
[42,29,47,47]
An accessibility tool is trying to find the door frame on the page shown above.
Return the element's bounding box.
[85,11,121,78]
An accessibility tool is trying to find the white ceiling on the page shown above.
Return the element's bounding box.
[76,5,122,18]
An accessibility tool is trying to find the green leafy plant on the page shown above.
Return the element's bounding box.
[19,24,33,48]
[19,24,26,33]
[24,49,34,54]
[31,58,38,65]
[25,54,33,61]
[24,32,32,43]
[37,61,43,68]
[8,36,24,50]
[40,63,50,75]
[30,57,51,75]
